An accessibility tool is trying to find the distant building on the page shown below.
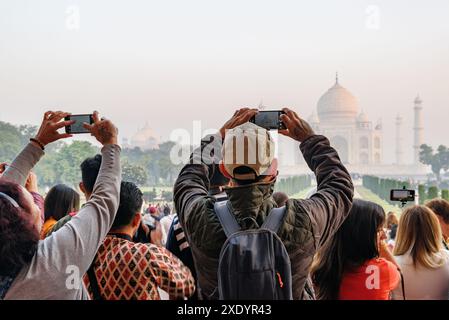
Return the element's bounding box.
[306,75,382,165]
[123,122,160,150]
[280,74,428,179]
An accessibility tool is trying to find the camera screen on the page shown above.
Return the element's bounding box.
[253,112,279,129]
[69,115,91,133]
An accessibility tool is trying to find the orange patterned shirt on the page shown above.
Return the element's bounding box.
[84,234,195,300]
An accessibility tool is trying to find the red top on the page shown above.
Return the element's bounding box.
[339,258,400,300]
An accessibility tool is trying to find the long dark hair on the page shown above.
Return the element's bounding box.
[44,184,80,221]
[312,199,386,300]
[0,181,39,276]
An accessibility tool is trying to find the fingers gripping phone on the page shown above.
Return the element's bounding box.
[64,114,94,134]
[250,110,286,130]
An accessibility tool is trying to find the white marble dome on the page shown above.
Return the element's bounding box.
[131,123,160,150]
[317,79,359,122]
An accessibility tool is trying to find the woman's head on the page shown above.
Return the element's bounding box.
[0,181,40,276]
[394,205,443,269]
[44,184,80,221]
[312,199,386,300]
[386,211,399,229]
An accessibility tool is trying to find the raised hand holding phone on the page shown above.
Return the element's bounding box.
[279,108,315,142]
[32,111,75,148]
[82,111,118,146]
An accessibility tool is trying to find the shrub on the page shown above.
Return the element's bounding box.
[427,186,439,201]
[418,185,427,205]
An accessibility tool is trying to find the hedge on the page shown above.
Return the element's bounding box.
[275,175,312,196]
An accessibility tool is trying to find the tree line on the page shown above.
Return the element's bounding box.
[363,175,449,205]
[420,144,449,184]
[275,175,312,196]
[0,120,183,191]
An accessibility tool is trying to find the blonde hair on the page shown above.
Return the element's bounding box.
[394,205,444,269]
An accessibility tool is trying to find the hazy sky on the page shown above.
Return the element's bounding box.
[0,0,448,164]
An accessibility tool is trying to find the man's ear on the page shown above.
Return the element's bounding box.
[79,182,86,195]
[133,213,141,229]
[219,161,233,179]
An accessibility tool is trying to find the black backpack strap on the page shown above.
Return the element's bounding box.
[86,257,103,300]
[261,206,286,233]
[0,275,16,300]
[214,201,241,238]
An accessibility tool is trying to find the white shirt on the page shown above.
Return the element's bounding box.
[393,249,449,300]
[159,214,175,245]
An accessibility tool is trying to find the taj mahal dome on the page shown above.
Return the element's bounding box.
[307,75,383,165]
[279,75,428,178]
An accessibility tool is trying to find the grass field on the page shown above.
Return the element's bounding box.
[355,186,401,214]
[141,185,402,215]
[289,186,316,200]
[288,185,401,215]
[141,186,173,193]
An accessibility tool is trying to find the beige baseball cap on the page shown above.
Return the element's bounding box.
[221,122,275,180]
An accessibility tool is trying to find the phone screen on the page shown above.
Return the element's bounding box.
[251,111,285,130]
[391,189,415,201]
[65,115,93,134]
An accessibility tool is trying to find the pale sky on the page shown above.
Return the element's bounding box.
[0,0,448,164]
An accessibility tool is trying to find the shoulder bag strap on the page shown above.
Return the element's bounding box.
[0,275,17,300]
[214,201,241,238]
[261,206,287,233]
[86,256,103,300]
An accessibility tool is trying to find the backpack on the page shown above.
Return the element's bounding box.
[214,201,293,300]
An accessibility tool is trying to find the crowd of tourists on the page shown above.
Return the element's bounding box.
[0,109,448,300]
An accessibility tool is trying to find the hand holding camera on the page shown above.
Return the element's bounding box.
[33,111,75,147]
[82,111,118,146]
[219,108,259,138]
[279,108,315,142]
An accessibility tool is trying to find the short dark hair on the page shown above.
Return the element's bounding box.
[44,184,80,221]
[80,154,102,194]
[112,181,143,228]
[0,181,39,276]
[273,192,288,207]
[426,199,449,224]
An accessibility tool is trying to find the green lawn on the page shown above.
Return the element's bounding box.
[140,186,173,193]
[289,186,316,200]
[141,185,401,215]
[355,186,401,215]
[288,185,401,215]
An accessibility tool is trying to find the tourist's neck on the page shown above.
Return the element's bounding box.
[109,226,134,238]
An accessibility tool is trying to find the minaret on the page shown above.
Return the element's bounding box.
[395,114,404,165]
[413,95,424,164]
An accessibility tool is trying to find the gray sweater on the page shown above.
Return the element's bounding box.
[3,142,121,300]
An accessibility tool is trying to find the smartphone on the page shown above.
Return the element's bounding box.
[64,114,94,134]
[250,110,286,130]
[390,189,415,202]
